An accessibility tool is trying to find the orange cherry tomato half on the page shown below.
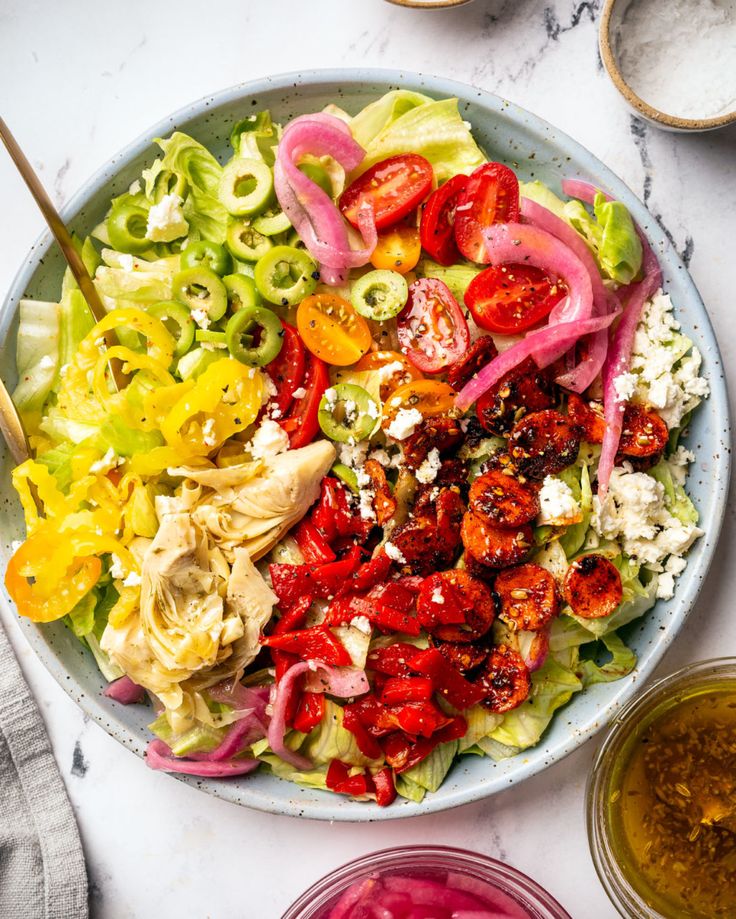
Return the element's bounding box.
[454,162,520,263]
[382,379,457,429]
[397,278,470,375]
[354,349,424,401]
[370,224,422,275]
[297,293,372,367]
[340,154,434,232]
[464,264,567,334]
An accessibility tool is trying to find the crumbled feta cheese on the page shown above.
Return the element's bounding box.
[351,615,372,634]
[145,193,189,243]
[109,554,126,580]
[628,291,710,428]
[366,398,380,420]
[250,418,290,459]
[355,467,376,521]
[59,363,70,377]
[90,447,119,473]
[268,406,282,420]
[128,179,142,195]
[386,407,423,441]
[38,354,55,371]
[592,463,702,569]
[122,570,142,588]
[613,372,637,403]
[343,399,358,425]
[538,476,581,526]
[292,387,307,400]
[118,254,135,272]
[384,541,407,564]
[323,387,338,411]
[369,448,391,467]
[264,374,278,397]
[11,540,22,553]
[201,417,218,447]
[191,307,211,330]
[431,587,445,604]
[339,441,370,470]
[416,448,442,485]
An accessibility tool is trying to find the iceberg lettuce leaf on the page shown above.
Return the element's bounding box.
[398,741,458,798]
[12,298,60,423]
[648,458,699,526]
[415,258,481,301]
[349,89,434,148]
[593,193,643,285]
[578,631,637,686]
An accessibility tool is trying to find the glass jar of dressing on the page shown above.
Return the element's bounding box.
[587,658,736,918]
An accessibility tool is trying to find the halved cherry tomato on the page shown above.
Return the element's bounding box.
[469,468,540,528]
[296,293,372,366]
[419,174,469,266]
[563,554,623,619]
[370,224,422,275]
[397,278,470,374]
[266,321,306,416]
[279,352,329,449]
[454,162,520,263]
[382,379,456,429]
[476,644,530,713]
[340,154,434,232]
[508,409,581,479]
[461,512,533,569]
[495,563,559,631]
[464,264,567,334]
[354,350,423,402]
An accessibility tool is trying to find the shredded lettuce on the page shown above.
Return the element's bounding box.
[648,458,699,526]
[457,705,503,753]
[99,415,165,458]
[558,464,593,557]
[578,631,637,685]
[12,299,60,423]
[94,253,179,311]
[355,97,485,182]
[61,235,101,296]
[303,699,380,768]
[149,712,224,756]
[395,740,458,803]
[35,441,75,492]
[230,110,278,165]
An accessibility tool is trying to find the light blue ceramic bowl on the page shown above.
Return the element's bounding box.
[0,69,729,820]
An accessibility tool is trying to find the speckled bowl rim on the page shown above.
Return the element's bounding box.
[384,0,474,8]
[0,68,730,821]
[599,0,736,130]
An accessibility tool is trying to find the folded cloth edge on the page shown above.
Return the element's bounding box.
[0,616,89,919]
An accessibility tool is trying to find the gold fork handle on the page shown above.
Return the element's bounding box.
[0,377,30,464]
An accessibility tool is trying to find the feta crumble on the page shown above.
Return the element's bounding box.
[613,372,637,403]
[109,554,126,580]
[201,417,218,447]
[416,448,442,485]
[292,387,307,400]
[122,571,142,588]
[145,193,189,243]
[118,254,136,272]
[351,615,372,635]
[250,418,290,459]
[538,476,581,526]
[384,541,407,565]
[431,587,445,604]
[191,307,211,330]
[38,354,55,371]
[386,407,423,441]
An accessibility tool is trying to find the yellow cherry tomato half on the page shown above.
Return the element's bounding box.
[297,293,372,366]
[370,224,422,275]
[354,349,424,402]
[382,379,457,429]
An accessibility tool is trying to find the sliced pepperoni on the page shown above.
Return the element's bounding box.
[619,403,669,457]
[508,409,581,479]
[563,554,623,619]
[402,416,464,470]
[494,563,559,631]
[476,644,531,713]
[461,511,533,569]
[476,358,556,436]
[469,468,540,528]
[567,392,606,443]
[416,569,498,641]
[364,459,397,526]
[447,335,499,391]
[430,637,489,672]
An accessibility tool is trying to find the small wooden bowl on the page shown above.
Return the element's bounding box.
[599,0,736,132]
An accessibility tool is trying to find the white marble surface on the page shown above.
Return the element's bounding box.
[1,1,735,917]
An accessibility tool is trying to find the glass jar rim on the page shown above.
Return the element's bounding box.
[282,844,572,918]
[586,656,736,918]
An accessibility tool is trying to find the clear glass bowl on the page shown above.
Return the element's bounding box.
[282,845,572,918]
[587,657,736,918]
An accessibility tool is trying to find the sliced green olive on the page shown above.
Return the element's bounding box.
[318,383,380,444]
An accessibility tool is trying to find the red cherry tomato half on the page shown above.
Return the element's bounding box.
[419,174,468,266]
[339,154,434,232]
[464,264,567,334]
[397,278,470,375]
[454,162,520,263]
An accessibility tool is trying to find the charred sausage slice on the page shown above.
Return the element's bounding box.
[402,416,464,470]
[476,358,556,436]
[448,335,499,391]
[477,644,531,713]
[461,511,533,569]
[508,409,581,479]
[430,637,489,672]
[469,468,540,528]
[563,554,623,619]
[619,403,669,457]
[495,563,559,631]
[416,569,498,641]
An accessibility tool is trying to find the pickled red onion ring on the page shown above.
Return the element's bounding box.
[145,740,261,777]
[274,113,376,285]
[103,675,144,704]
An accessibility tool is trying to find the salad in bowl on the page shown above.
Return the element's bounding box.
[4,89,708,807]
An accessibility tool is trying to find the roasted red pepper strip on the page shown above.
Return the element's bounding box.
[366,642,422,677]
[380,676,434,705]
[373,606,421,636]
[336,553,393,597]
[372,766,398,807]
[326,758,352,789]
[279,351,329,449]
[382,716,468,773]
[293,520,336,564]
[409,648,486,710]
[266,321,306,416]
[292,691,325,734]
[269,549,363,608]
[326,759,375,797]
[342,706,383,759]
[368,580,416,613]
[393,701,454,738]
[262,625,352,666]
[273,594,312,634]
